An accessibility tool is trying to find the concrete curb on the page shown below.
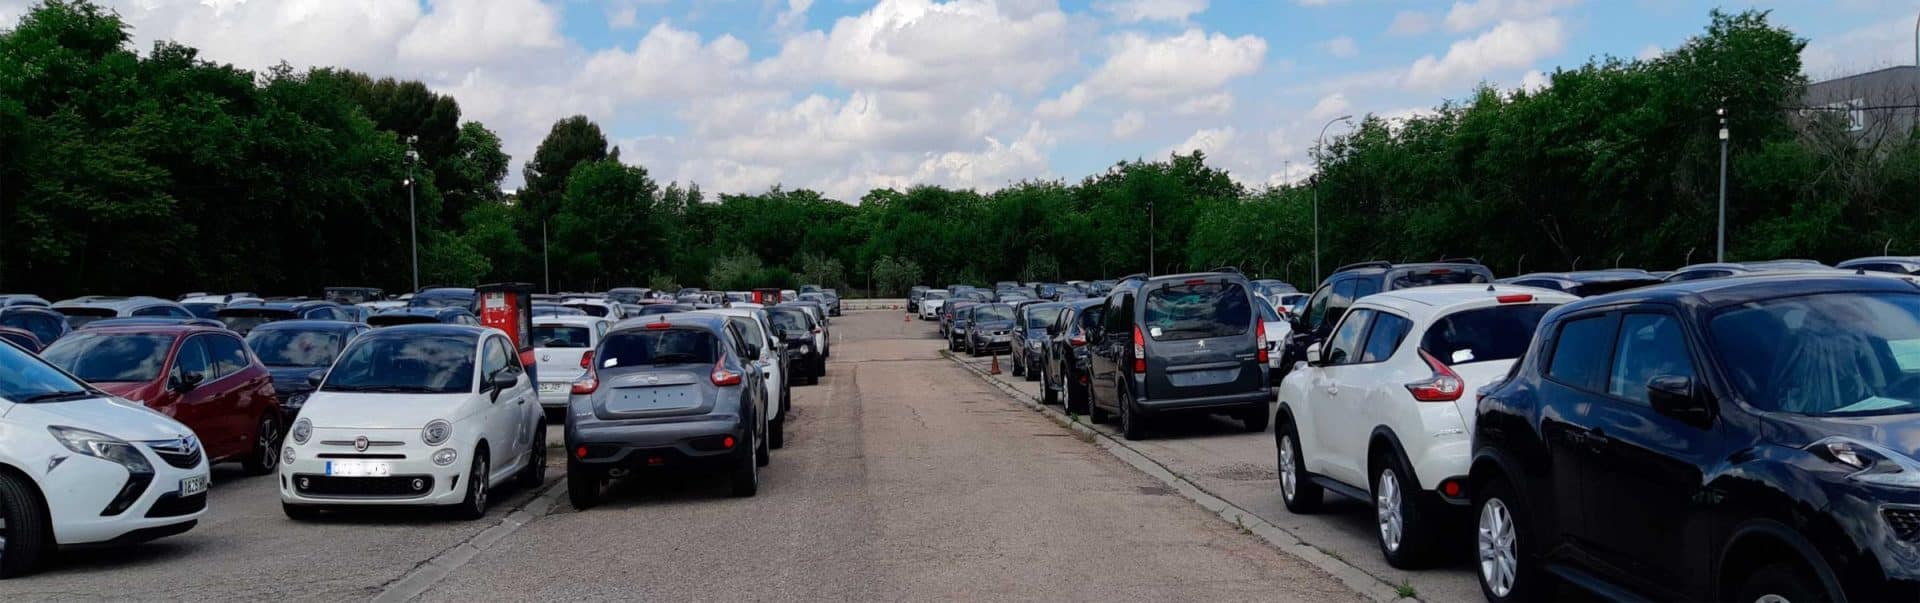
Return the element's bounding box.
[941,350,1417,603]
[372,476,569,602]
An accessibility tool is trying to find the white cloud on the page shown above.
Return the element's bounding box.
[1112,110,1146,138]
[1035,84,1090,119]
[1801,15,1920,80]
[1037,28,1266,118]
[580,23,752,101]
[1443,0,1579,33]
[1321,35,1358,58]
[1636,43,1662,60]
[397,0,567,69]
[1518,69,1550,92]
[1307,93,1351,120]
[1405,18,1566,91]
[1388,11,1435,36]
[1162,127,1236,158]
[1174,92,1234,115]
[773,0,813,34]
[756,0,1074,93]
[1095,0,1207,23]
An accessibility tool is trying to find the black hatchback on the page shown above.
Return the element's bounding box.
[1471,273,1920,602]
[1279,260,1495,380]
[1084,272,1273,440]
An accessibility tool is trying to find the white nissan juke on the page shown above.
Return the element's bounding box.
[280,324,546,520]
[0,338,210,578]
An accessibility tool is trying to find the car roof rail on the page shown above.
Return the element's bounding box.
[1332,260,1393,274]
[1210,265,1244,274]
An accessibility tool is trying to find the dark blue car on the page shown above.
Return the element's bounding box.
[244,320,370,417]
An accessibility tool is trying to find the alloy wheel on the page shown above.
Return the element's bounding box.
[1754,596,1790,603]
[529,437,547,481]
[471,457,489,513]
[1478,497,1518,597]
[1278,436,1297,499]
[1376,469,1403,552]
[258,417,280,470]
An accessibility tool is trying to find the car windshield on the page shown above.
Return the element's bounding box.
[42,332,174,383]
[1144,282,1251,341]
[925,292,948,300]
[600,329,717,367]
[1711,292,1920,416]
[410,292,474,309]
[56,307,115,329]
[322,333,475,394]
[534,325,591,348]
[1421,304,1556,365]
[974,304,1015,323]
[0,337,93,403]
[1254,297,1281,322]
[246,329,345,368]
[1024,306,1064,329]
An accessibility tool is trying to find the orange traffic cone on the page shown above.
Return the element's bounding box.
[989,353,1002,375]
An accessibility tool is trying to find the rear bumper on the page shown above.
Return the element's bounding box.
[567,417,748,470]
[1136,388,1274,415]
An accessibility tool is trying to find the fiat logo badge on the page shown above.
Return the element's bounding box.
[354,436,370,452]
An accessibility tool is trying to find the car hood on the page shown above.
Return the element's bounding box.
[975,320,1015,331]
[298,391,477,429]
[4,395,194,441]
[93,381,159,402]
[265,366,324,395]
[1769,411,1920,460]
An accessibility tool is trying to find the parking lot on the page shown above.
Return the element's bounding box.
[0,311,1365,602]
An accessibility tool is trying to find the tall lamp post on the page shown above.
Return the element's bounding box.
[1717,107,1728,263]
[404,136,420,293]
[1314,115,1353,286]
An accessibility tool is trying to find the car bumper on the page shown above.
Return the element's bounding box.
[46,452,210,546]
[567,417,748,471]
[279,431,472,506]
[537,382,573,408]
[1135,388,1275,415]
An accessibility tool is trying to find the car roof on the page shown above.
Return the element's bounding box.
[1560,271,1916,313]
[1502,269,1660,286]
[1358,284,1579,320]
[534,315,607,327]
[614,312,730,332]
[70,323,228,337]
[1837,256,1920,269]
[245,319,364,332]
[359,323,488,338]
[52,296,181,311]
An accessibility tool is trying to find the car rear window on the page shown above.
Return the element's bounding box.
[974,304,1015,323]
[1024,306,1065,329]
[1390,268,1491,289]
[1143,282,1252,341]
[534,325,591,348]
[1422,304,1556,365]
[42,332,175,383]
[566,304,610,317]
[600,329,718,368]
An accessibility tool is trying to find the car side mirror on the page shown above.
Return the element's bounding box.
[746,345,762,361]
[1647,375,1711,424]
[307,369,326,388]
[171,371,205,392]
[488,370,518,401]
[1304,343,1324,366]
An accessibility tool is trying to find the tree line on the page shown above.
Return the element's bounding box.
[3,3,1910,299]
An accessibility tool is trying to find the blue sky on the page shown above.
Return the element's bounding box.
[4,0,1916,199]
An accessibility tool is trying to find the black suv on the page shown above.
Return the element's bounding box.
[1085,272,1272,440]
[1279,260,1495,379]
[1042,298,1105,412]
[1471,273,1920,602]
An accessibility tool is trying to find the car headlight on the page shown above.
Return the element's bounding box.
[48,426,153,473]
[432,448,458,466]
[422,420,452,446]
[291,418,313,444]
[1809,437,1920,488]
[283,446,296,462]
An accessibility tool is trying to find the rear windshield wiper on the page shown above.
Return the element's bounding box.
[16,390,95,404]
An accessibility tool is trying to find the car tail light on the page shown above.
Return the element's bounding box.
[1256,321,1269,364]
[579,350,594,368]
[1069,332,1087,346]
[571,369,598,394]
[812,327,821,334]
[1132,326,1146,374]
[1495,294,1534,304]
[1405,349,1464,402]
[711,358,743,386]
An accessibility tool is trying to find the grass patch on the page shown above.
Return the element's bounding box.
[1394,580,1417,599]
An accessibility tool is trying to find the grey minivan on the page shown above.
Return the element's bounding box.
[1085,272,1273,440]
[564,313,770,508]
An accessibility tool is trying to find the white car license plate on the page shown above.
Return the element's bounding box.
[325,460,391,477]
[179,475,208,497]
[538,382,567,394]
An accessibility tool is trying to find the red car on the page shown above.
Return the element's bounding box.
[40,324,283,474]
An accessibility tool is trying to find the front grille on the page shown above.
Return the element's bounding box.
[293,474,435,499]
[145,438,204,470]
[319,440,405,448]
[1885,507,1920,541]
[146,491,206,518]
[317,453,407,459]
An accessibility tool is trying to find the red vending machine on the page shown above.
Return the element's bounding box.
[476,282,537,384]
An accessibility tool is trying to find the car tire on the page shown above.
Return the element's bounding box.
[1241,408,1269,433]
[1011,353,1024,376]
[1041,367,1061,405]
[755,420,771,468]
[1088,386,1110,423]
[1474,476,1545,603]
[0,471,50,579]
[770,414,786,449]
[1023,358,1038,382]
[1066,375,1089,414]
[1277,418,1323,513]
[453,454,489,520]
[282,502,322,521]
[1373,456,1438,568]
[1734,561,1831,603]
[567,458,603,510]
[730,429,760,498]
[1119,387,1147,440]
[241,413,281,475]
[516,421,548,489]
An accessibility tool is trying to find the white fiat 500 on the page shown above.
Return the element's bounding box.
[280,324,546,520]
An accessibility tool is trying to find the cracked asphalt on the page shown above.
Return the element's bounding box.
[0,311,1361,602]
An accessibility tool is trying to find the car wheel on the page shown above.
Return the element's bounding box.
[1277,419,1323,513]
[453,454,490,520]
[1734,561,1832,603]
[755,417,771,468]
[1023,357,1038,382]
[770,413,786,450]
[282,503,322,521]
[516,421,547,489]
[1088,385,1110,423]
[1475,477,1545,603]
[567,458,603,510]
[729,429,760,498]
[1041,367,1060,405]
[1374,458,1437,568]
[1011,352,1024,376]
[241,413,281,475]
[0,471,50,579]
[1066,374,1089,414]
[1119,387,1147,440]
[1241,408,1270,433]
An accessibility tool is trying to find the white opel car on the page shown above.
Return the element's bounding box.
[280,324,545,520]
[532,315,611,409]
[1274,284,1575,568]
[699,307,789,449]
[0,339,210,578]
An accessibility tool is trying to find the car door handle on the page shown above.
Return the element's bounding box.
[1325,384,1339,396]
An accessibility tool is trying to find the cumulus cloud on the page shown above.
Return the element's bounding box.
[1519,69,1550,92]
[1162,127,1236,158]
[1174,92,1234,115]
[773,0,813,34]
[1112,110,1146,138]
[1388,11,1435,36]
[755,0,1074,93]
[1037,28,1266,118]
[1307,93,1352,120]
[1095,0,1207,23]
[1321,35,1358,58]
[1443,0,1580,33]
[1801,15,1920,80]
[1405,18,1566,91]
[580,23,752,101]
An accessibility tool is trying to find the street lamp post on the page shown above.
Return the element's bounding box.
[1717,107,1729,263]
[1313,115,1353,286]
[405,136,420,293]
